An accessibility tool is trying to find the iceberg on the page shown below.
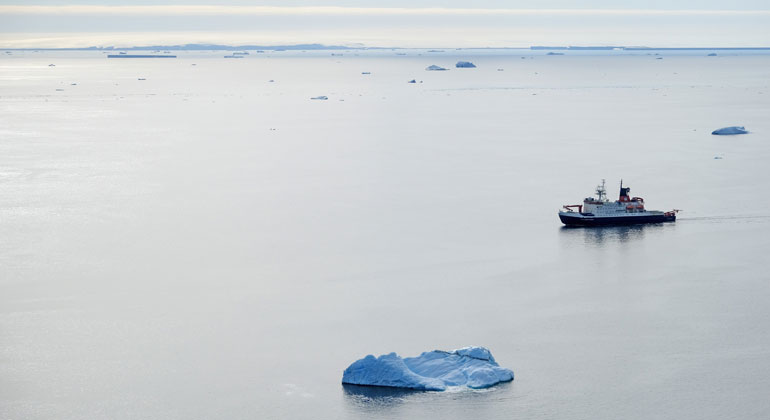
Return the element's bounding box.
[342,346,513,391]
[310,96,328,100]
[455,61,476,68]
[712,126,748,135]
[425,65,448,71]
[407,79,416,83]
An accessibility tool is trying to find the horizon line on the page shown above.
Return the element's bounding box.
[4,44,770,51]
[3,6,770,16]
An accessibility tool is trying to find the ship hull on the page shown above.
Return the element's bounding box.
[559,213,675,226]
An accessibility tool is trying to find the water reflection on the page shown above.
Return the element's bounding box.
[342,384,422,409]
[342,382,514,416]
[559,223,668,247]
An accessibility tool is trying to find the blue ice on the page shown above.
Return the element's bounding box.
[342,346,513,391]
[712,126,748,135]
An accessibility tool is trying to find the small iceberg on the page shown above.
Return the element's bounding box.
[546,52,564,55]
[342,346,513,391]
[407,79,416,83]
[425,65,448,71]
[712,126,748,135]
[455,61,476,68]
[310,96,328,100]
[361,72,371,75]
[708,53,718,56]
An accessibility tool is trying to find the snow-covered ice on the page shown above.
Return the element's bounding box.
[342,346,513,391]
[712,126,748,135]
[455,61,476,68]
[425,65,448,71]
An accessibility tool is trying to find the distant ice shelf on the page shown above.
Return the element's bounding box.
[107,55,176,58]
[342,346,513,391]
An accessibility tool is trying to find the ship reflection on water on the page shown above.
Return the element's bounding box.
[559,223,671,245]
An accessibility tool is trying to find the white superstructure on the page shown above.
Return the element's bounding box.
[558,180,677,225]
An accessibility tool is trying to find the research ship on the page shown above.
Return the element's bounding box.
[559,180,677,226]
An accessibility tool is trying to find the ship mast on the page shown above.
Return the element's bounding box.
[596,179,606,202]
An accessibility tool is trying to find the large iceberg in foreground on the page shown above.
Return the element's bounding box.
[342,346,513,391]
[712,126,748,135]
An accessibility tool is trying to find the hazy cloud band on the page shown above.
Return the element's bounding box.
[2,5,770,16]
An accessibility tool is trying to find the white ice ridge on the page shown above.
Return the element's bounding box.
[341,346,514,391]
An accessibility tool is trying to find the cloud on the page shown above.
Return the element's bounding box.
[1,5,768,48]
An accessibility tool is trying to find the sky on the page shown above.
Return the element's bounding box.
[1,2,769,48]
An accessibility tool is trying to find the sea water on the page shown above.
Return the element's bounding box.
[2,49,770,420]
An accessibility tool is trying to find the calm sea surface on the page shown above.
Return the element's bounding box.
[2,50,770,420]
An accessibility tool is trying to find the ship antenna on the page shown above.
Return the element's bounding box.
[596,179,606,201]
[620,179,623,200]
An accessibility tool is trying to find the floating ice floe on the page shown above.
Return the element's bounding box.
[455,61,476,68]
[425,65,448,71]
[342,346,513,391]
[712,126,748,135]
[310,96,328,100]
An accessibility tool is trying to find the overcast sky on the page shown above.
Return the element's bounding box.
[1,2,769,48]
